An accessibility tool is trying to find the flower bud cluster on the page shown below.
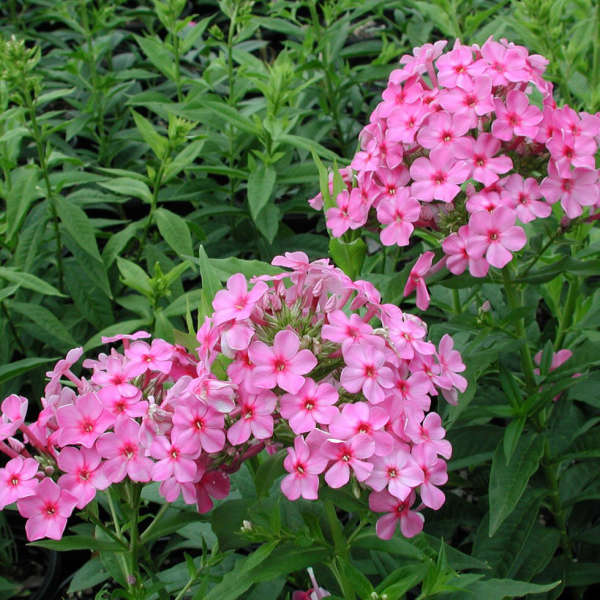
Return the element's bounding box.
[312,38,600,309]
[0,253,466,541]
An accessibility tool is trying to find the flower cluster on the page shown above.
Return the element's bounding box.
[312,38,600,309]
[0,254,465,542]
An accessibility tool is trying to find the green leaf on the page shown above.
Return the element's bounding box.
[5,165,40,242]
[379,563,429,599]
[489,434,544,536]
[0,266,65,297]
[67,558,110,594]
[203,99,259,134]
[503,416,526,465]
[201,541,279,600]
[55,196,102,262]
[0,357,56,384]
[98,178,153,204]
[10,301,78,350]
[135,35,176,79]
[197,245,222,302]
[329,237,366,280]
[247,162,276,222]
[207,257,282,281]
[278,133,341,161]
[164,139,205,182]
[132,109,169,159]
[255,203,280,243]
[254,450,285,497]
[102,222,143,268]
[458,578,560,599]
[30,535,125,552]
[116,257,153,297]
[155,207,193,259]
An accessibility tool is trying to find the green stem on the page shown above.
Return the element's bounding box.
[140,502,169,543]
[226,4,238,205]
[452,289,461,314]
[23,86,64,292]
[127,483,142,595]
[104,488,134,586]
[1,301,27,356]
[519,226,562,277]
[136,161,166,261]
[169,2,183,102]
[554,277,579,350]
[324,500,355,600]
[502,267,536,391]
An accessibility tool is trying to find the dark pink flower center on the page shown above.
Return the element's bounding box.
[387,468,398,479]
[489,231,499,241]
[79,469,90,481]
[10,476,19,487]
[45,503,57,516]
[304,400,314,411]
[122,444,136,459]
[194,418,205,431]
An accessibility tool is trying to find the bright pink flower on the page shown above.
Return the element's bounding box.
[435,39,485,88]
[227,390,276,445]
[503,175,551,223]
[417,111,471,151]
[321,310,378,352]
[281,436,328,501]
[410,147,470,203]
[442,225,489,277]
[386,313,435,360]
[403,251,434,311]
[454,133,513,186]
[17,478,77,541]
[0,394,28,440]
[369,490,424,539]
[57,447,108,509]
[340,345,394,404]
[468,207,526,268]
[480,38,530,86]
[195,468,230,513]
[212,274,268,326]
[124,339,173,377]
[411,443,448,509]
[0,456,39,509]
[492,90,542,140]
[376,189,421,246]
[387,101,430,144]
[96,417,153,483]
[249,330,317,394]
[322,437,374,488]
[172,401,225,454]
[56,392,114,448]
[540,163,599,218]
[435,334,467,399]
[367,446,424,500]
[405,412,452,459]
[280,379,339,434]
[546,131,596,171]
[150,436,198,483]
[438,76,494,123]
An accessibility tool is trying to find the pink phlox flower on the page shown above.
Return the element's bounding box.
[467,206,527,268]
[139,394,173,447]
[17,477,77,541]
[101,330,150,345]
[435,39,486,89]
[196,317,220,364]
[186,375,236,414]
[212,273,268,326]
[150,435,199,483]
[410,146,470,203]
[397,40,448,79]
[417,110,471,151]
[0,456,39,509]
[465,188,506,214]
[502,174,551,222]
[57,446,108,509]
[435,334,467,397]
[442,225,490,278]
[0,394,28,440]
[389,369,432,422]
[366,445,424,500]
[377,188,421,247]
[492,90,543,141]
[56,391,114,449]
[292,567,331,600]
[403,251,435,311]
[387,313,436,360]
[220,320,255,355]
[387,100,430,144]
[195,465,230,513]
[540,162,599,218]
[124,339,173,377]
[96,416,153,483]
[534,348,573,373]
[340,344,395,404]
[227,390,276,445]
[308,167,353,210]
[322,436,374,488]
[351,138,381,172]
[371,165,410,205]
[97,385,145,419]
[546,130,597,172]
[249,329,317,394]
[280,379,339,434]
[438,75,494,124]
[350,279,382,310]
[325,188,367,236]
[45,347,84,393]
[321,310,380,352]
[480,38,530,86]
[379,77,424,118]
[172,399,225,454]
[281,436,328,501]
[454,133,513,186]
[409,354,443,396]
[411,443,448,509]
[328,402,394,457]
[405,413,452,460]
[369,490,424,539]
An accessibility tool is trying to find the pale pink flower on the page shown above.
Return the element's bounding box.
[124,339,173,377]
[0,456,39,509]
[340,345,395,404]
[376,189,421,246]
[411,443,448,509]
[281,436,328,501]
[212,274,268,326]
[280,379,339,434]
[322,437,374,488]
[367,446,424,500]
[227,390,276,445]
[171,401,225,454]
[492,90,542,140]
[369,490,424,539]
[442,225,489,277]
[150,436,198,483]
[57,447,108,509]
[56,392,114,448]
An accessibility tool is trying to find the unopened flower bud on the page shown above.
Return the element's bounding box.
[241,520,253,532]
[480,300,491,312]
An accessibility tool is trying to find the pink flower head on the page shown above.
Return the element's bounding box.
[369,490,424,539]
[468,207,526,269]
[321,310,378,352]
[503,175,550,223]
[227,390,276,445]
[17,478,77,541]
[492,90,543,140]
[172,400,225,454]
[124,339,173,377]
[442,225,489,278]
[454,133,513,187]
[56,392,114,448]
[57,446,109,509]
[281,436,328,501]
[540,163,599,218]
[0,456,39,509]
[212,273,268,326]
[322,436,374,488]
[249,329,317,394]
[280,379,339,434]
[376,188,421,247]
[411,443,448,509]
[403,251,434,311]
[150,436,199,483]
[367,446,424,500]
[340,345,394,404]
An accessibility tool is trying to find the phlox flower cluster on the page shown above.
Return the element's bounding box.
[0,254,466,542]
[197,252,466,540]
[311,38,600,310]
